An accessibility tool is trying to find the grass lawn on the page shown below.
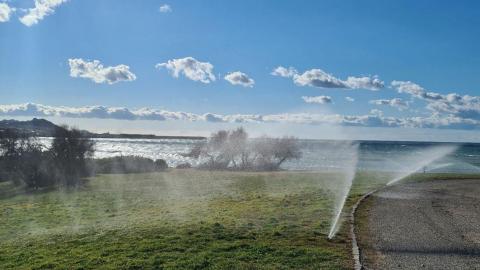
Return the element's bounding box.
[0,170,477,269]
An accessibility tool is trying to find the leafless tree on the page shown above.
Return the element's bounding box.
[185,128,301,171]
[271,136,302,168]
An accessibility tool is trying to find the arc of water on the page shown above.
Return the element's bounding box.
[386,145,458,186]
[329,144,458,240]
[328,142,359,239]
[328,189,351,239]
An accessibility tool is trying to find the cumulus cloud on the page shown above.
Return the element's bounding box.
[159,4,172,13]
[156,57,215,84]
[19,0,67,26]
[0,2,13,22]
[345,97,355,102]
[68,58,137,85]
[345,76,384,91]
[2,103,478,129]
[203,113,224,123]
[391,81,442,101]
[293,69,348,89]
[302,95,332,104]
[391,80,480,120]
[272,66,383,91]
[271,66,298,78]
[370,98,409,111]
[260,112,451,128]
[224,71,255,87]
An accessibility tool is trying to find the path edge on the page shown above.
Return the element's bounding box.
[350,189,378,270]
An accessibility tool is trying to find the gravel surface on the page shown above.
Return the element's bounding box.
[357,179,480,270]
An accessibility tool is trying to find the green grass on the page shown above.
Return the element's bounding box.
[0,170,353,270]
[0,170,478,269]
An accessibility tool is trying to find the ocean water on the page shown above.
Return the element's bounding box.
[286,140,480,173]
[38,138,480,173]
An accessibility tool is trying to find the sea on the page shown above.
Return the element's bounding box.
[39,138,480,174]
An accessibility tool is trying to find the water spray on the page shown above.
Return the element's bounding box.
[330,144,458,240]
[386,145,458,186]
[327,142,359,239]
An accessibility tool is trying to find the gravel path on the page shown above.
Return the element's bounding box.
[357,179,480,270]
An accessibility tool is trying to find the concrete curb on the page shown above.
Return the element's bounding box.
[350,189,378,270]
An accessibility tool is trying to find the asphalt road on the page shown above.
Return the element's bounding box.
[357,179,480,270]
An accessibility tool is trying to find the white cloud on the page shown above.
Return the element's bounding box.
[345,76,384,91]
[19,0,67,27]
[391,81,480,120]
[370,98,409,111]
[272,66,384,90]
[271,66,298,78]
[159,4,172,13]
[345,97,355,102]
[156,57,216,84]
[1,103,479,130]
[302,95,332,104]
[391,81,442,101]
[203,113,224,122]
[224,71,255,87]
[294,69,348,89]
[0,3,13,22]
[68,58,137,85]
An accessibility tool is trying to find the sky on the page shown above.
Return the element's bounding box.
[1,0,480,141]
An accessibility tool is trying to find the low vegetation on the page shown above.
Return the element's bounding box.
[0,126,94,189]
[93,156,168,174]
[0,127,299,190]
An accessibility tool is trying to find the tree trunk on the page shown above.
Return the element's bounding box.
[276,157,287,168]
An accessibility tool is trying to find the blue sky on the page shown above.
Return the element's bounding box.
[1,0,480,140]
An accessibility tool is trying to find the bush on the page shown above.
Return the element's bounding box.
[94,156,168,174]
[15,148,55,189]
[0,126,95,189]
[0,129,55,188]
[50,126,95,186]
[176,163,192,169]
[154,159,168,171]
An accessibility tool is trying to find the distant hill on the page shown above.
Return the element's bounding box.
[0,118,61,137]
[0,118,206,140]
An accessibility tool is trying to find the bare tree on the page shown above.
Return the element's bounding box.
[272,136,302,168]
[184,141,205,159]
[216,127,249,169]
[253,136,276,170]
[185,130,230,169]
[185,128,302,171]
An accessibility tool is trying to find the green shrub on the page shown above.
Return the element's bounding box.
[93,156,168,174]
[0,126,95,189]
[176,163,192,169]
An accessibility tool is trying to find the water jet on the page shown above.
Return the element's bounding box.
[386,145,458,186]
[327,141,359,239]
